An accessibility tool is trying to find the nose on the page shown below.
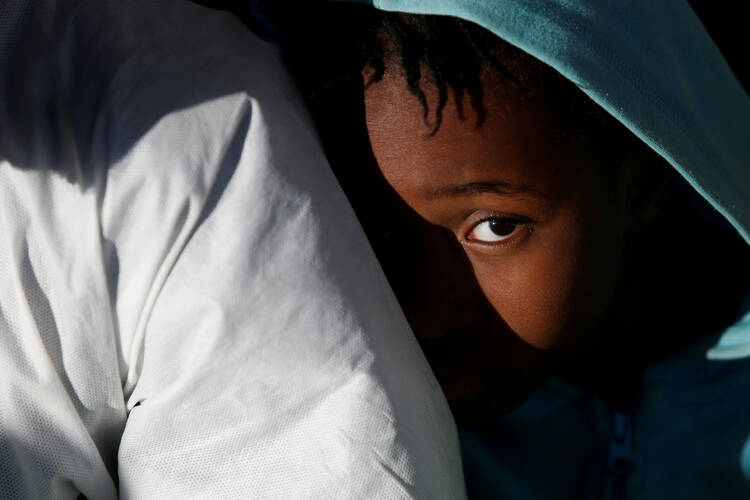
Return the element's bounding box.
[370,203,552,419]
[400,220,490,340]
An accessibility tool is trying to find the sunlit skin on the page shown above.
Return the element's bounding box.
[285,6,750,424]
[364,65,635,419]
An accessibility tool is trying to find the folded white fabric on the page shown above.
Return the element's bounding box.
[0,1,464,498]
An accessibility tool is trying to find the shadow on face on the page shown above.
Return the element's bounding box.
[303,61,576,421]
[283,2,750,424]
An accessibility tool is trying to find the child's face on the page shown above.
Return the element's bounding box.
[365,67,629,408]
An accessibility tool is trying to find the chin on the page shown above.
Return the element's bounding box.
[437,364,549,423]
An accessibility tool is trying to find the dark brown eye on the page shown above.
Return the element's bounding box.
[466,218,524,243]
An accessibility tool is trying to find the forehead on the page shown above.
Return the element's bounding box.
[363,67,584,204]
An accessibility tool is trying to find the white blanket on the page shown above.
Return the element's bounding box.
[0,1,464,498]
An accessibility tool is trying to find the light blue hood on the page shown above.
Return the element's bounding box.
[335,0,750,361]
[348,0,750,243]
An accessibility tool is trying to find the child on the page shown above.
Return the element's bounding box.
[286,1,750,497]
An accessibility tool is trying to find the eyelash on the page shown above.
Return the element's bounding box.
[463,215,533,247]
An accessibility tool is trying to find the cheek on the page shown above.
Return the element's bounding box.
[466,206,622,350]
[468,250,580,349]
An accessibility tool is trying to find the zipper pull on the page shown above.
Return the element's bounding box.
[608,411,634,475]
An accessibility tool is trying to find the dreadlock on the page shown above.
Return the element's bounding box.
[286,5,642,162]
[359,12,535,134]
[285,3,621,145]
[281,2,650,300]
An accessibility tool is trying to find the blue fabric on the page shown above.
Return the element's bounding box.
[459,336,750,498]
[708,293,750,360]
[306,0,750,495]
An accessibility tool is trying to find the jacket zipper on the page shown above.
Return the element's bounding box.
[608,411,634,500]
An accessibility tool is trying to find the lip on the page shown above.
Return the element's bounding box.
[419,326,508,374]
[417,325,487,357]
[431,358,485,378]
[437,367,491,401]
[438,368,530,422]
[432,356,514,398]
[415,322,551,420]
[418,326,504,390]
[426,349,548,421]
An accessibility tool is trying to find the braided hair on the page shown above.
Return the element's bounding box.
[358,13,533,134]
[282,2,659,302]
[286,3,621,145]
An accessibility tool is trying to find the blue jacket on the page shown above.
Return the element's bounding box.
[330,0,750,497]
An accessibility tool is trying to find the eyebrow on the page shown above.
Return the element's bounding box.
[424,181,532,198]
